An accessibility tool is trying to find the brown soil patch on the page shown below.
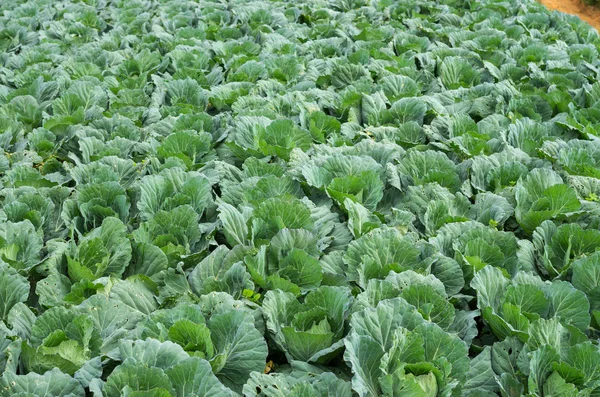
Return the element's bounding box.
[540,0,600,30]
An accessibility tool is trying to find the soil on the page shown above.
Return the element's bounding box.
[540,0,600,30]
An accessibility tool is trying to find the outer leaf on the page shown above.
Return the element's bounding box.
[208,309,268,390]
[0,262,29,320]
[0,368,85,397]
[166,357,237,397]
[103,362,174,396]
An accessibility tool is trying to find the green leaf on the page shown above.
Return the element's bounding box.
[263,287,352,363]
[504,284,549,318]
[217,201,251,247]
[401,284,455,330]
[428,256,464,296]
[157,131,213,169]
[528,345,560,395]
[344,199,382,238]
[463,347,500,395]
[253,198,314,239]
[415,322,470,381]
[78,295,144,356]
[0,262,29,320]
[350,298,424,351]
[282,326,335,362]
[277,249,323,293]
[0,368,85,397]
[166,357,237,397]
[308,111,341,142]
[546,281,591,332]
[563,341,600,385]
[208,309,268,390]
[68,217,132,281]
[543,224,600,276]
[515,169,581,234]
[482,306,528,343]
[74,357,103,389]
[542,372,579,397]
[439,57,480,89]
[361,92,388,126]
[119,338,190,369]
[397,150,460,192]
[188,244,246,293]
[326,171,384,212]
[380,75,420,102]
[0,221,42,271]
[257,119,312,161]
[471,265,509,312]
[127,243,169,278]
[36,273,71,308]
[344,331,386,397]
[109,276,160,315]
[168,320,214,358]
[103,362,175,396]
[344,228,421,289]
[137,169,212,220]
[572,252,600,313]
[389,98,427,125]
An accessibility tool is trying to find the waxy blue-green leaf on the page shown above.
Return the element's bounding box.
[0,368,84,397]
[0,262,29,320]
[166,357,238,397]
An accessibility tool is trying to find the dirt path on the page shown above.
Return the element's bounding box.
[540,0,600,30]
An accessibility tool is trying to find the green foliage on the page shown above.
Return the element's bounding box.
[1,0,600,395]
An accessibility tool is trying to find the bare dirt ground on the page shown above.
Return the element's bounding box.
[540,0,600,30]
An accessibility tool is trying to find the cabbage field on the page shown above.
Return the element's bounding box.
[1,0,600,395]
